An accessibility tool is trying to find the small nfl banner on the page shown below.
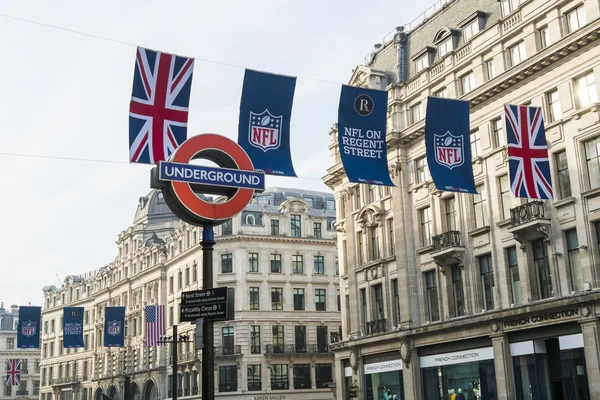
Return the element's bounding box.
[63,307,85,348]
[104,307,125,347]
[425,96,477,194]
[17,306,41,349]
[237,69,297,177]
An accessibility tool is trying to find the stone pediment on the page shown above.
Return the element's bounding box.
[279,197,310,214]
[356,204,383,228]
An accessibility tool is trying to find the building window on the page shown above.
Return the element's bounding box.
[248,253,259,272]
[370,226,379,260]
[577,72,598,108]
[539,26,550,49]
[491,117,504,148]
[304,197,314,207]
[445,197,456,231]
[294,326,307,353]
[507,246,522,306]
[271,288,283,310]
[486,59,496,80]
[387,219,395,256]
[566,229,584,292]
[361,288,367,333]
[416,156,428,183]
[272,325,284,353]
[373,284,384,320]
[222,327,234,354]
[409,103,423,125]
[586,137,600,189]
[315,289,326,311]
[532,239,552,299]
[509,41,526,66]
[425,270,439,322]
[250,326,261,354]
[313,222,322,238]
[335,256,339,276]
[547,89,562,122]
[392,279,400,325]
[501,0,526,16]
[451,264,465,317]
[567,5,587,33]
[357,232,364,265]
[247,365,261,391]
[420,206,432,247]
[499,175,511,220]
[249,287,260,310]
[314,256,325,274]
[460,71,475,95]
[470,130,481,158]
[218,366,237,392]
[479,254,495,311]
[555,150,572,198]
[270,365,289,390]
[293,364,311,389]
[434,87,448,98]
[473,185,487,229]
[270,254,282,273]
[463,18,480,41]
[291,215,301,237]
[292,255,304,274]
[220,254,232,273]
[245,214,256,225]
[315,364,333,388]
[354,186,361,209]
[438,37,453,58]
[293,289,305,310]
[6,338,14,349]
[415,54,429,73]
[221,219,232,236]
[270,219,280,235]
[326,200,335,210]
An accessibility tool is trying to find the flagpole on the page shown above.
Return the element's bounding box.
[201,223,216,400]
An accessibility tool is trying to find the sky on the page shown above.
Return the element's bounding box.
[0,0,425,306]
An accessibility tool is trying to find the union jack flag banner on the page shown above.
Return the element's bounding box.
[129,47,195,164]
[505,104,553,200]
[6,359,20,386]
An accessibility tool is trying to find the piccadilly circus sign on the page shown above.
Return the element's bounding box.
[151,134,265,226]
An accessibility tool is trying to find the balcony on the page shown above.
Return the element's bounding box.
[431,230,465,264]
[214,345,242,357]
[264,344,329,355]
[366,318,387,336]
[177,351,197,362]
[50,376,81,387]
[508,201,551,245]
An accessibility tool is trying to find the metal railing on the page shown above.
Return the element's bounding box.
[510,201,547,227]
[264,344,329,355]
[366,319,387,335]
[218,381,237,392]
[214,345,241,357]
[432,230,461,251]
[16,390,28,396]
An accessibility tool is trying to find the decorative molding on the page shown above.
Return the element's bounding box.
[490,320,501,333]
[537,226,550,243]
[513,233,526,251]
[399,338,411,366]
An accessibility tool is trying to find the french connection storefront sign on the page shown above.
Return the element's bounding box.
[420,347,494,368]
[503,308,579,328]
[364,360,403,374]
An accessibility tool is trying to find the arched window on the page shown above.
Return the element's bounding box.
[246,214,256,225]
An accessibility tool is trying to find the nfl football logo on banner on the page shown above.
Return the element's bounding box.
[249,110,282,151]
[434,131,464,170]
[21,321,36,337]
[107,321,121,336]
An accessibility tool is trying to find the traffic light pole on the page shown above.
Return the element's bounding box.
[201,223,216,400]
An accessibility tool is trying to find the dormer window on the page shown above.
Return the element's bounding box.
[415,54,429,73]
[412,46,435,73]
[459,12,485,42]
[438,37,453,58]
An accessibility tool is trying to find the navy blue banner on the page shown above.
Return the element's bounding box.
[104,307,126,347]
[63,307,84,348]
[17,306,41,349]
[237,69,297,177]
[337,85,393,186]
[425,97,477,194]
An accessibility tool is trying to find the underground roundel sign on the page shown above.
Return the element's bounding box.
[150,134,265,225]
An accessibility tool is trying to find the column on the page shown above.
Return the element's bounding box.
[491,333,515,400]
[402,347,422,400]
[580,318,600,399]
[310,361,316,389]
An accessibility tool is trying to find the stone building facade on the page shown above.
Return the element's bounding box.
[0,304,41,400]
[39,187,340,400]
[323,0,600,399]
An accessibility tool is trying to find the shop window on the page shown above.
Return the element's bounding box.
[218,366,237,392]
[364,361,404,400]
[316,364,333,389]
[270,364,289,390]
[293,364,311,389]
[247,365,261,391]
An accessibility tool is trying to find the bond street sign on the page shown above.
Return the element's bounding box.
[151,134,266,225]
[180,287,234,322]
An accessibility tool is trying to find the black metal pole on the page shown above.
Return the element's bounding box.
[201,222,216,400]
[172,324,178,400]
[123,376,131,400]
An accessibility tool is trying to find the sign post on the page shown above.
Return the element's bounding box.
[151,133,264,400]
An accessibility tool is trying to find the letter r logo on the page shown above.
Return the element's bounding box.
[354,94,374,116]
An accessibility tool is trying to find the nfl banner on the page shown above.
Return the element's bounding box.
[17,306,41,349]
[237,69,297,177]
[129,46,195,164]
[337,85,393,186]
[63,307,84,348]
[104,307,125,347]
[505,104,553,199]
[425,97,477,194]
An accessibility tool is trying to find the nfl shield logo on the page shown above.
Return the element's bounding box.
[21,321,36,337]
[248,109,282,152]
[434,131,464,170]
[107,320,121,336]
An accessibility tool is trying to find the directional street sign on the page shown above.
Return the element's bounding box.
[180,287,234,322]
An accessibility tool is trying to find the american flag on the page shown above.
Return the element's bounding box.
[145,305,165,346]
[129,46,195,164]
[6,360,20,386]
[505,104,553,200]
